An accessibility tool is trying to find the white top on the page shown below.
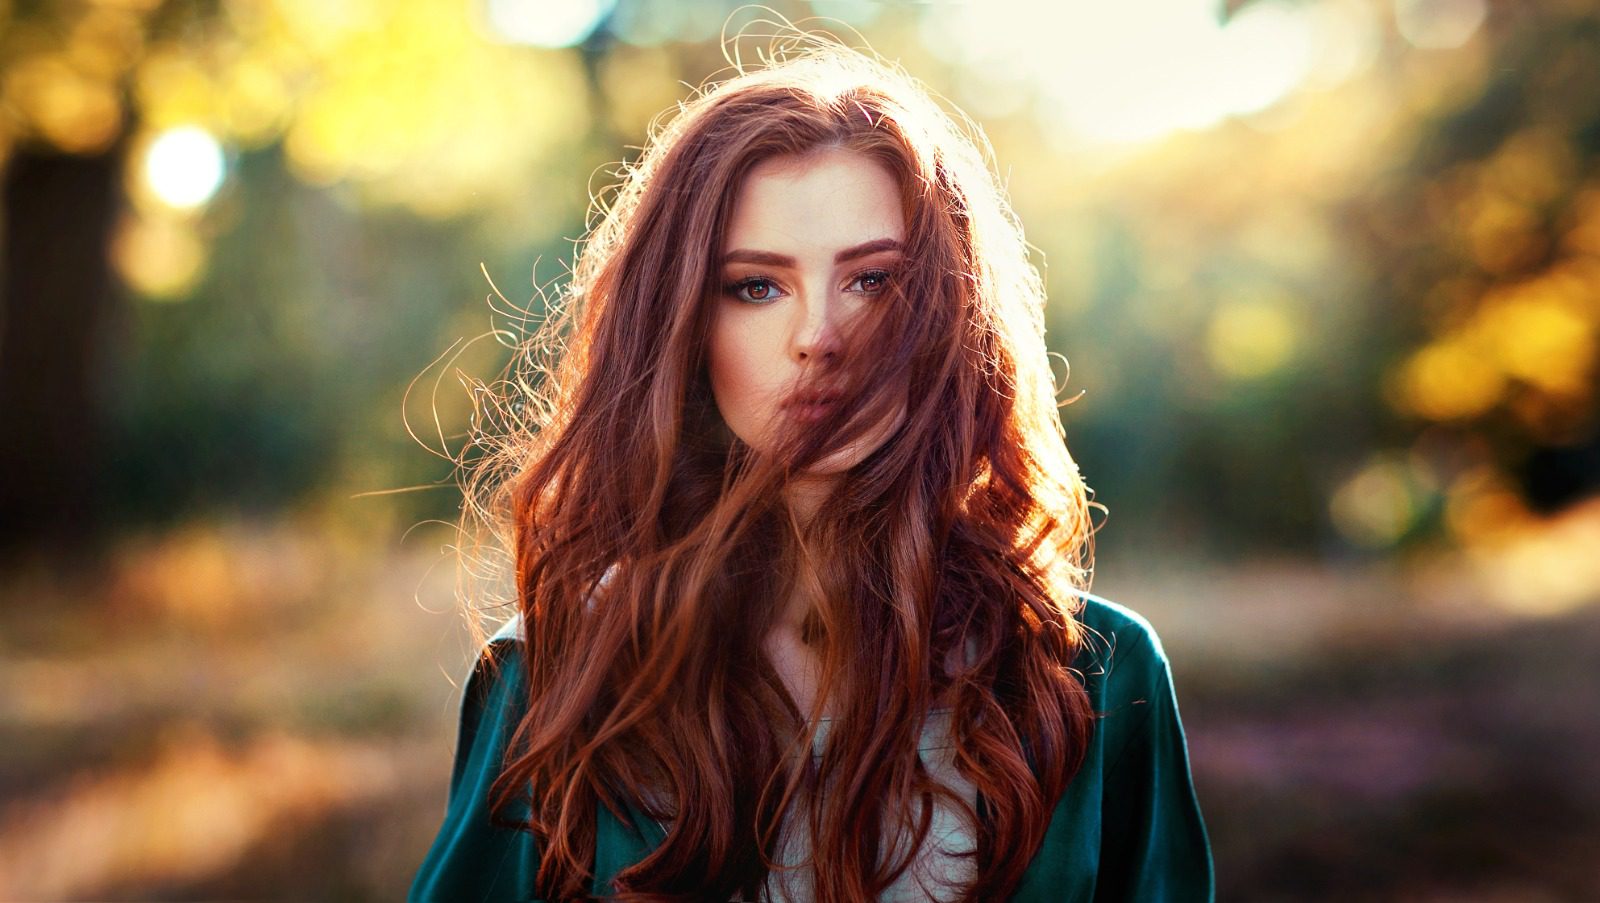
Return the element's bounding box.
[738,708,979,903]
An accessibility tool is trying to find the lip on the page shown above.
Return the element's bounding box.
[788,401,835,422]
[782,391,842,421]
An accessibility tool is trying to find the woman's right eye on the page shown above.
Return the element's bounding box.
[724,277,784,304]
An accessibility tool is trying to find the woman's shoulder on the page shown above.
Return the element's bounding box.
[487,610,524,646]
[457,612,527,720]
[1074,593,1166,661]
[465,611,526,677]
[1070,592,1176,705]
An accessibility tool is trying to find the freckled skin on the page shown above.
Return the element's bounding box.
[709,147,908,476]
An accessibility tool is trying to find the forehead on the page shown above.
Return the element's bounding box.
[722,148,905,254]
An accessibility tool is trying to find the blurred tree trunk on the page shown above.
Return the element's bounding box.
[0,140,124,559]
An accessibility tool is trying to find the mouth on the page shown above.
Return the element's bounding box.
[783,391,842,422]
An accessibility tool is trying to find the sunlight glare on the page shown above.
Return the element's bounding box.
[143,125,224,210]
[481,0,615,47]
[1301,0,1384,90]
[1394,0,1488,51]
[923,0,1320,148]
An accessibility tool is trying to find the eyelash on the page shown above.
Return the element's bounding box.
[722,269,895,305]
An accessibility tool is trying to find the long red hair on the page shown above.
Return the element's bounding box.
[461,35,1100,902]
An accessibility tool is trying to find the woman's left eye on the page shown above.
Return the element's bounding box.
[848,269,893,294]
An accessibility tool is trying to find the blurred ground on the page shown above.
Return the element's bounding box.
[1106,560,1600,902]
[0,515,1596,901]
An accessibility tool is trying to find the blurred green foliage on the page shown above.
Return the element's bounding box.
[1,0,1596,559]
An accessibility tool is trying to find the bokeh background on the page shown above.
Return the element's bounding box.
[2,0,1597,899]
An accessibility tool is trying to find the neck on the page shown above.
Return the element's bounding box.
[784,472,836,526]
[775,473,836,633]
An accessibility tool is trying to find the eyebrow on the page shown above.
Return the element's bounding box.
[721,238,904,268]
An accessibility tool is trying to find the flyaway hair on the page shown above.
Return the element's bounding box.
[459,30,1100,903]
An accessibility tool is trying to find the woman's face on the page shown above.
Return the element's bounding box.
[708,147,908,475]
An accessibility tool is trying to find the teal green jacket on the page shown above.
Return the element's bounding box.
[410,595,1214,901]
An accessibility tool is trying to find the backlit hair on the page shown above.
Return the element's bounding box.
[462,31,1099,903]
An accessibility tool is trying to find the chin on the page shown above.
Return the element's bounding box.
[803,443,876,475]
[801,409,904,475]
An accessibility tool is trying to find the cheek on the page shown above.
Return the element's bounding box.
[708,321,765,426]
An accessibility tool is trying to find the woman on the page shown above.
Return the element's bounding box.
[411,35,1213,903]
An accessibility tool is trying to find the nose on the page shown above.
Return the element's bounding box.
[791,297,842,364]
